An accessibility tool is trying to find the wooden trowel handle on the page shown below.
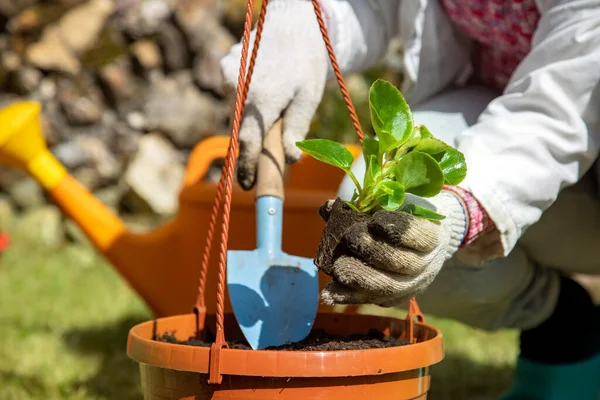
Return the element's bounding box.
[256,119,285,200]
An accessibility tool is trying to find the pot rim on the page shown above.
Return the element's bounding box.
[127,312,444,378]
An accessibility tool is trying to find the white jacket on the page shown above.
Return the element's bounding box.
[319,0,600,260]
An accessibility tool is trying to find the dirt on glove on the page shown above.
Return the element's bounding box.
[315,197,369,273]
[156,328,409,351]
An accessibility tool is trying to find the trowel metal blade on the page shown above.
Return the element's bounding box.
[226,249,319,350]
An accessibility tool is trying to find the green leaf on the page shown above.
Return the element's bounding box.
[369,79,413,146]
[404,126,423,149]
[364,155,381,190]
[376,181,405,211]
[345,201,360,212]
[414,137,449,155]
[403,204,446,221]
[433,147,467,185]
[362,137,379,159]
[419,125,433,139]
[369,101,385,136]
[394,151,444,197]
[378,130,402,156]
[296,139,355,171]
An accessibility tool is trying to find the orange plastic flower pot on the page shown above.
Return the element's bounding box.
[127,311,444,399]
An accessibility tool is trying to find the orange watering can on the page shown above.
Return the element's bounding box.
[0,101,361,318]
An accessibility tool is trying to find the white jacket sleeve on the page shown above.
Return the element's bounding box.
[456,0,600,258]
[319,0,400,74]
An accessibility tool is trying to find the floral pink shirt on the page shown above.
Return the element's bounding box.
[440,0,541,247]
[441,0,541,90]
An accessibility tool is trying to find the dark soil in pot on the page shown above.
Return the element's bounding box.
[315,197,370,274]
[155,328,409,351]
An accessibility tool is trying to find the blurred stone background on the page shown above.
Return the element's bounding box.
[0,0,402,246]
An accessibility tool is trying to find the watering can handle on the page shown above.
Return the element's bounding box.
[255,119,285,200]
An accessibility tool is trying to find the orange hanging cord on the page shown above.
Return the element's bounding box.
[194,0,269,333]
[196,0,421,384]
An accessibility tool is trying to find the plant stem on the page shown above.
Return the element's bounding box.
[356,191,377,211]
[346,170,362,194]
[360,202,380,214]
[395,146,408,160]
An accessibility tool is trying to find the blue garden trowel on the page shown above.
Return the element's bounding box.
[227,119,319,350]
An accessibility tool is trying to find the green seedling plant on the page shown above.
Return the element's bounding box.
[296,79,467,221]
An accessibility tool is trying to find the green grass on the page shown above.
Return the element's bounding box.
[0,236,518,399]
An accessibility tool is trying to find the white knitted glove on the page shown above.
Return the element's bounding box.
[220,0,329,190]
[318,191,468,307]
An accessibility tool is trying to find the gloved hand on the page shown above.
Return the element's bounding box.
[317,191,468,307]
[220,0,329,190]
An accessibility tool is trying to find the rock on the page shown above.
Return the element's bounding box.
[0,0,37,18]
[56,73,104,125]
[131,39,161,72]
[102,109,118,126]
[37,77,57,101]
[143,71,218,147]
[40,98,72,144]
[76,135,121,180]
[72,166,102,190]
[6,64,42,95]
[55,0,88,7]
[25,0,115,75]
[174,0,233,95]
[1,51,20,71]
[123,133,185,215]
[52,140,89,169]
[51,134,120,182]
[118,0,173,38]
[0,49,21,89]
[156,21,190,71]
[125,111,146,131]
[192,46,225,96]
[6,177,45,210]
[173,0,221,52]
[6,2,71,35]
[137,0,173,29]
[112,121,142,156]
[79,21,129,69]
[55,0,114,54]
[14,205,64,248]
[94,183,125,212]
[25,24,81,74]
[6,8,41,33]
[54,121,115,148]
[0,195,15,232]
[98,55,147,113]
[113,0,139,12]
[37,110,60,147]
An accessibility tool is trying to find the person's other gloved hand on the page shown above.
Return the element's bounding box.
[317,192,468,307]
[220,0,329,190]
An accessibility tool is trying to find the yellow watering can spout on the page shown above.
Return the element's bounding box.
[0,101,67,190]
[0,101,126,252]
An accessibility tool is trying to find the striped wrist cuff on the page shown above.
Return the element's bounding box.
[443,185,496,248]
